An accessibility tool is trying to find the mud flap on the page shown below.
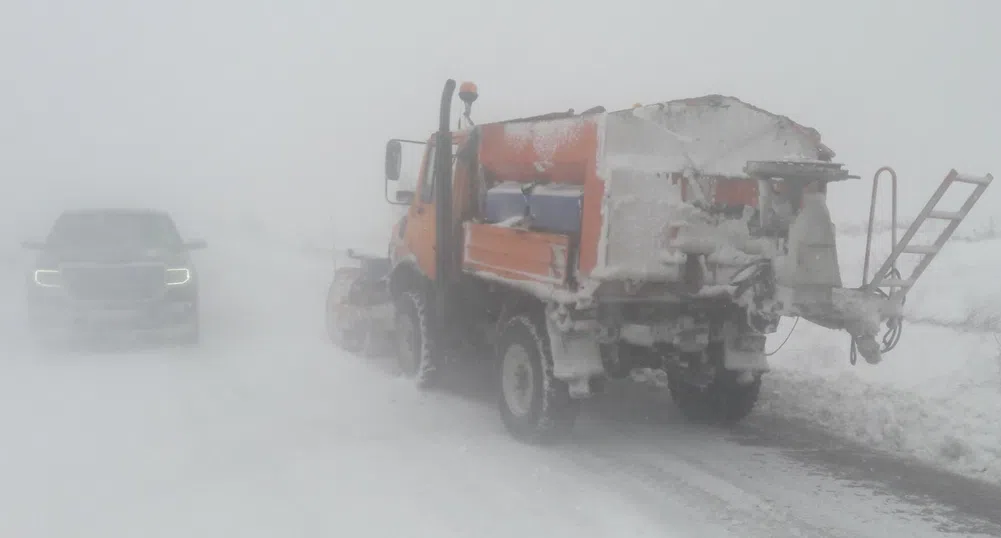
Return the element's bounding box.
[544,312,604,399]
[721,319,768,373]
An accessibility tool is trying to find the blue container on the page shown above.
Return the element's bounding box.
[483,182,583,235]
[483,182,529,224]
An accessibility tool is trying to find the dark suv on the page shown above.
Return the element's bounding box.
[21,208,206,347]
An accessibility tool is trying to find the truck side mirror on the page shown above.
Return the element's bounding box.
[384,138,427,205]
[385,140,403,182]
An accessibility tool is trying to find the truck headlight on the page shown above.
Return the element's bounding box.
[33,269,61,288]
[166,268,191,286]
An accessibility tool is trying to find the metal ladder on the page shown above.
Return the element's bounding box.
[867,168,994,302]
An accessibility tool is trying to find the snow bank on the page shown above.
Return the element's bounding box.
[761,226,1001,484]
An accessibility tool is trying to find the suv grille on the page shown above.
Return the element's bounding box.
[61,264,166,301]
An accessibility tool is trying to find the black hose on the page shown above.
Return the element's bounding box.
[849,266,905,365]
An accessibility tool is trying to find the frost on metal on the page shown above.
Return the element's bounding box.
[590,164,689,281]
[544,310,604,396]
[468,267,584,305]
[503,116,587,170]
[484,95,894,340]
[593,95,829,283]
[831,288,887,335]
[773,191,843,289]
[624,95,831,176]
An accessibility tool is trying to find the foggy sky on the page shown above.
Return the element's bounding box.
[2,0,998,251]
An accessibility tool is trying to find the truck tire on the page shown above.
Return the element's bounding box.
[393,290,442,388]
[668,347,761,424]
[497,313,580,443]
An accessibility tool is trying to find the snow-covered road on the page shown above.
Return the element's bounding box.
[1,237,999,537]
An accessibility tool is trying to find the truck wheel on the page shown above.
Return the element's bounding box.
[393,291,442,388]
[497,313,580,443]
[668,355,761,424]
[325,279,365,353]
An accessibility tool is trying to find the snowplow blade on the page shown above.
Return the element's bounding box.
[325,250,395,354]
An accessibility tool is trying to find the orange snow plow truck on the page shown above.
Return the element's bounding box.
[326,79,993,443]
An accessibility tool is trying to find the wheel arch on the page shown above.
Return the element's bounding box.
[388,258,429,301]
[492,285,548,332]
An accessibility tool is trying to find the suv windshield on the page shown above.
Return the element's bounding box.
[46,212,183,249]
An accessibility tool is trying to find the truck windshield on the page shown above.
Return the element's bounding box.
[46,212,183,249]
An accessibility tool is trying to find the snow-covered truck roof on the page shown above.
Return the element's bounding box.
[604,94,836,179]
[474,94,836,184]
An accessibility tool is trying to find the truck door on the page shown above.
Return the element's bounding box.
[405,142,440,279]
[405,140,460,280]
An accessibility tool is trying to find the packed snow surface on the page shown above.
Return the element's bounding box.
[0,225,995,537]
[761,224,1001,484]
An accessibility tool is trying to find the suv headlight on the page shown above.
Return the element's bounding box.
[166,267,191,286]
[33,269,61,288]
